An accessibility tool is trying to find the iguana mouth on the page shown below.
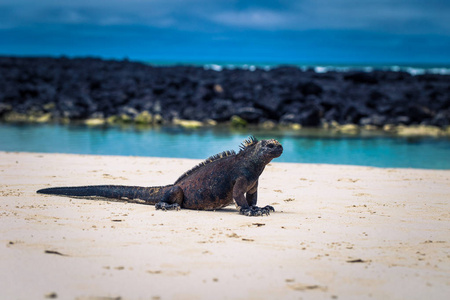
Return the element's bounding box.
[272,144,283,157]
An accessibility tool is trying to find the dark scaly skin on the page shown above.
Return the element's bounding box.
[37,136,283,216]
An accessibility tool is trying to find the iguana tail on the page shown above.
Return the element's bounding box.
[37,185,170,204]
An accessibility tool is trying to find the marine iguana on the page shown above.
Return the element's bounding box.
[37,136,283,216]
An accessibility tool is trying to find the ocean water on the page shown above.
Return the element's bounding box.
[146,60,450,75]
[1,123,449,170]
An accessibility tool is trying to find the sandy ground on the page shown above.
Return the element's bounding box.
[0,151,449,300]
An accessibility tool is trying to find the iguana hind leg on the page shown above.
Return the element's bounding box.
[155,185,183,211]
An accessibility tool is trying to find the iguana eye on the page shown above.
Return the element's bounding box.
[267,144,275,148]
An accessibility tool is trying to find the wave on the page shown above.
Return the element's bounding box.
[202,63,450,75]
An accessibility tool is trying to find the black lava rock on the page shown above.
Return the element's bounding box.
[0,56,449,128]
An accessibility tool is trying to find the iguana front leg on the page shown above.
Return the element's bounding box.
[234,178,274,216]
[246,180,258,206]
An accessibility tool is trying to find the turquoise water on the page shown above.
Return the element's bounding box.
[1,123,449,169]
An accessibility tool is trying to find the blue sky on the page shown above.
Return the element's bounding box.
[1,0,449,65]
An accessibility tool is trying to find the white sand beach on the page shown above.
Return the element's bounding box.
[0,151,449,300]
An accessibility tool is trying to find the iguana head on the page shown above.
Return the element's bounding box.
[240,136,283,163]
[257,139,283,160]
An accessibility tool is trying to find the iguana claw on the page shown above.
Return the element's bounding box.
[155,202,181,211]
[240,205,275,216]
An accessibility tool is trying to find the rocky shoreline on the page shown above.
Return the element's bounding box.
[1,56,449,135]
